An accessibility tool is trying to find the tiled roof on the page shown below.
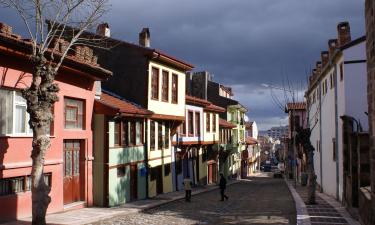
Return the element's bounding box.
[245,121,253,129]
[219,118,236,129]
[185,95,210,107]
[286,102,306,111]
[246,137,258,145]
[205,103,226,113]
[97,91,153,116]
[0,22,112,80]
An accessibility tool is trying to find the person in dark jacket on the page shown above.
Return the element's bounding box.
[219,173,228,201]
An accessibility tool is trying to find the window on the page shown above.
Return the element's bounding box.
[332,138,336,161]
[0,174,51,196]
[164,124,169,148]
[151,67,159,100]
[330,73,334,89]
[114,121,121,146]
[64,98,84,129]
[150,167,157,181]
[117,166,126,177]
[340,63,344,81]
[136,121,143,145]
[164,163,171,176]
[122,122,128,146]
[188,111,194,136]
[14,92,29,134]
[158,122,163,150]
[129,122,136,146]
[172,74,178,104]
[195,112,200,136]
[162,70,169,102]
[212,114,216,133]
[206,113,211,132]
[0,90,36,135]
[150,121,155,150]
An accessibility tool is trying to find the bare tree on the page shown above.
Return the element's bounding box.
[263,75,317,204]
[0,1,109,224]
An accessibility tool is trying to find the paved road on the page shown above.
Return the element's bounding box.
[89,176,296,225]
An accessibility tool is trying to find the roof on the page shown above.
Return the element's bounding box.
[66,24,194,71]
[204,103,226,113]
[245,121,253,129]
[185,95,210,107]
[0,22,112,81]
[286,102,306,111]
[95,90,153,117]
[219,118,236,129]
[340,35,366,51]
[246,137,258,145]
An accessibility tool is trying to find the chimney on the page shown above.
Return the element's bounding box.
[328,39,338,56]
[139,28,150,47]
[96,23,110,37]
[337,22,351,47]
[321,51,329,68]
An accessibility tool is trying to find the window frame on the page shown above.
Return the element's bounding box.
[150,121,156,151]
[64,97,84,130]
[151,67,159,100]
[206,113,211,132]
[161,70,169,102]
[188,110,194,136]
[171,74,178,104]
[13,91,32,135]
[212,113,216,133]
[195,111,200,136]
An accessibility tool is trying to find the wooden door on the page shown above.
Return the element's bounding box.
[208,164,213,184]
[212,163,217,183]
[156,165,163,194]
[130,164,138,200]
[63,140,81,205]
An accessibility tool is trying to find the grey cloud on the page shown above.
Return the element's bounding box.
[0,0,365,130]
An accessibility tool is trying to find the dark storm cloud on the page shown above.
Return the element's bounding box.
[0,0,365,130]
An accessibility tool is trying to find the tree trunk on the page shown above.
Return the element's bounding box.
[23,54,59,225]
[307,150,316,204]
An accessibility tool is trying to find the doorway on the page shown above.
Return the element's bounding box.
[130,164,138,200]
[63,140,82,205]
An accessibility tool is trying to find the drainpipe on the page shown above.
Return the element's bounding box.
[319,80,323,192]
[334,64,340,200]
[145,119,149,199]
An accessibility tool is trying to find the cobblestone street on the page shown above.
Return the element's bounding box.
[88,176,296,225]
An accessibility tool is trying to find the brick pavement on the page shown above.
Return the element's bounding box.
[3,180,238,225]
[286,179,360,225]
[88,175,296,225]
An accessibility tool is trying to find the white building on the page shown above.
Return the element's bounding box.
[306,22,368,201]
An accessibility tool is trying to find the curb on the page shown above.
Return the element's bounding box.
[284,179,311,225]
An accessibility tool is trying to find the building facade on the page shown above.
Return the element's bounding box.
[0,22,111,222]
[93,26,193,197]
[306,22,368,202]
[93,91,153,206]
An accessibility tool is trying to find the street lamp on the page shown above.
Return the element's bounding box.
[262,83,297,188]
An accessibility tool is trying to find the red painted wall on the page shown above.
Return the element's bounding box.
[0,63,96,221]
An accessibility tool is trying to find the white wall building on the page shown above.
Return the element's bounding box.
[306,22,368,201]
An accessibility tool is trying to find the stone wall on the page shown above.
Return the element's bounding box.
[364,1,375,224]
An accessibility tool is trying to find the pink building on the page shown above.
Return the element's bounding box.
[0,22,111,222]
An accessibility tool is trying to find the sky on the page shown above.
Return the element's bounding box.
[0,0,366,130]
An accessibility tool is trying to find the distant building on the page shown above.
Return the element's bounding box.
[260,126,288,140]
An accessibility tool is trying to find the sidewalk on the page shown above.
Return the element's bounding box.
[4,180,239,225]
[285,179,360,225]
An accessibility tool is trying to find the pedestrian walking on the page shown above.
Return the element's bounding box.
[219,173,228,201]
[183,175,192,202]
